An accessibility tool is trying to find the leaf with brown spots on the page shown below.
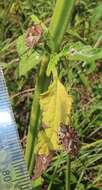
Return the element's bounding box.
[33,153,53,179]
[25,24,43,48]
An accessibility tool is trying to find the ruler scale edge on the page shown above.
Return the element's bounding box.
[0,67,32,190]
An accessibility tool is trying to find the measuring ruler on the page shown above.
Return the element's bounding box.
[0,68,32,190]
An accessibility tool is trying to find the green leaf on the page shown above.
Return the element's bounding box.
[60,43,102,62]
[16,35,26,56]
[35,79,73,155]
[31,14,41,24]
[77,183,85,190]
[46,53,59,76]
[46,43,102,77]
[91,3,102,25]
[60,42,84,56]
[31,14,48,33]
[19,50,40,76]
[16,35,41,76]
[71,173,77,183]
[32,177,42,190]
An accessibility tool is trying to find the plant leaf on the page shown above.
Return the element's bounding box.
[16,35,41,76]
[46,53,59,76]
[46,43,102,76]
[31,14,48,33]
[31,177,42,190]
[91,3,102,25]
[61,43,102,62]
[16,35,26,56]
[35,79,73,155]
[19,50,40,77]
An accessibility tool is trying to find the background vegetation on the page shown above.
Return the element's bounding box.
[0,0,102,189]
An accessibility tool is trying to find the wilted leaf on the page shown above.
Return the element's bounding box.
[25,25,43,48]
[33,153,53,179]
[58,123,81,157]
[35,79,73,155]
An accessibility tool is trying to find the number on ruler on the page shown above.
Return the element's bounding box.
[2,169,12,182]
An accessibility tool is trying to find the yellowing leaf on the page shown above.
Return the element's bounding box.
[35,79,73,155]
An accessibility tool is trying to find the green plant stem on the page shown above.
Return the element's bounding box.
[47,153,62,190]
[47,162,59,190]
[75,170,85,190]
[66,155,71,190]
[25,55,50,174]
[49,0,75,51]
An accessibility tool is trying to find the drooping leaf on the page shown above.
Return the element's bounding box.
[16,35,41,76]
[33,153,53,179]
[35,79,73,155]
[25,25,43,48]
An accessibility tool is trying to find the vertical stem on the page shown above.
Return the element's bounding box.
[66,155,71,190]
[49,0,75,51]
[47,153,63,190]
[25,0,76,176]
[25,55,50,175]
